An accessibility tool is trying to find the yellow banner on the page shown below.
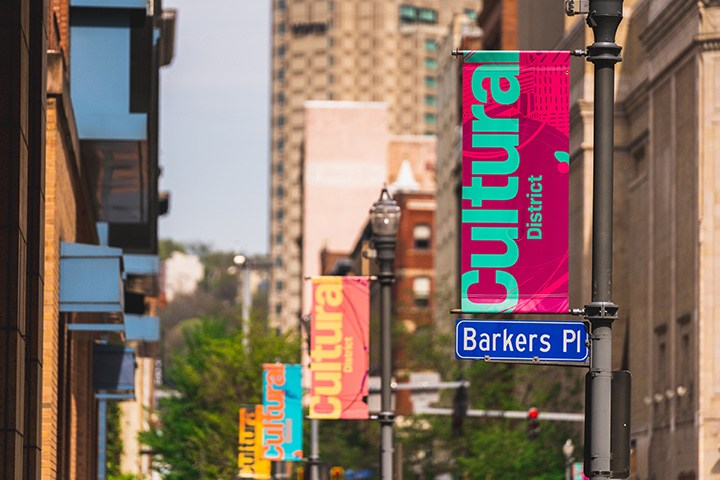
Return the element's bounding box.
[238,405,272,478]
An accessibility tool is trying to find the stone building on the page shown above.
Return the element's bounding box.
[433,0,720,477]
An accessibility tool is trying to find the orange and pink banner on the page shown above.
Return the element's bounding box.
[309,276,369,420]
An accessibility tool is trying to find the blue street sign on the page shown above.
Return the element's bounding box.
[456,319,589,364]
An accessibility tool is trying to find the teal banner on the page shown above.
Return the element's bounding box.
[262,363,303,462]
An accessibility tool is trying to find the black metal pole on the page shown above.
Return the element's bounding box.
[375,233,396,480]
[584,1,623,479]
[308,418,320,480]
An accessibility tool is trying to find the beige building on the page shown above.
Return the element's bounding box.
[301,102,389,311]
[269,0,478,331]
[608,1,720,478]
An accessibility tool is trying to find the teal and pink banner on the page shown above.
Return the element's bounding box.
[309,276,369,420]
[262,363,303,462]
[461,51,569,314]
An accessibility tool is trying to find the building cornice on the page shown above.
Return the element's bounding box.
[695,32,720,51]
[622,79,649,121]
[639,0,697,54]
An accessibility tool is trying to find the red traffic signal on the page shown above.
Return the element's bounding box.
[527,407,540,440]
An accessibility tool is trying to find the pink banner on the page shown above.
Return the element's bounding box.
[309,276,369,420]
[461,51,569,313]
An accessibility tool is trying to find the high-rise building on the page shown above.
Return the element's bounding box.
[269,0,479,331]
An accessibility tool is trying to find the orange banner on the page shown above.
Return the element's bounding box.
[238,405,271,478]
[309,276,369,419]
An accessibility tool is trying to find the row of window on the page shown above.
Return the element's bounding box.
[399,5,438,24]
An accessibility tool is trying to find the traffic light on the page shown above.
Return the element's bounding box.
[527,407,540,440]
[330,466,344,480]
[451,384,469,436]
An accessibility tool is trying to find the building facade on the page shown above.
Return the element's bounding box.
[301,101,389,313]
[610,1,720,478]
[269,0,478,331]
[433,0,720,477]
[0,1,174,478]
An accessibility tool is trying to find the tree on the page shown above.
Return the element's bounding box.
[141,317,299,479]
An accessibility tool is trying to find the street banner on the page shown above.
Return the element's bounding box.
[461,50,570,313]
[238,405,271,478]
[262,364,303,462]
[309,276,370,420]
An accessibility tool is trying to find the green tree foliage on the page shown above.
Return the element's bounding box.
[158,239,186,260]
[394,359,583,480]
[141,317,299,479]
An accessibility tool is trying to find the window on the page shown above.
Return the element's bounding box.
[275,256,283,267]
[276,185,284,198]
[277,68,284,81]
[425,94,436,106]
[413,276,431,307]
[464,8,477,20]
[277,92,285,104]
[424,39,437,52]
[277,115,285,127]
[275,232,283,244]
[278,22,286,34]
[276,139,284,151]
[425,58,437,69]
[399,5,417,22]
[424,113,437,124]
[276,280,284,291]
[278,45,285,58]
[327,74,334,84]
[425,76,436,88]
[276,208,284,220]
[275,303,283,314]
[417,8,438,24]
[276,162,284,175]
[413,224,431,249]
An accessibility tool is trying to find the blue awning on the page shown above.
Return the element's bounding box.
[70,0,147,10]
[60,242,124,313]
[124,314,160,341]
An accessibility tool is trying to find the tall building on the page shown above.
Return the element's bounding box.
[269,0,479,331]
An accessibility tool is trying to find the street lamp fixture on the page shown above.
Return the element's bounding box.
[369,187,400,480]
[233,253,251,349]
[563,438,575,480]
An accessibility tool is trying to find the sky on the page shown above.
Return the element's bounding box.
[158,0,271,255]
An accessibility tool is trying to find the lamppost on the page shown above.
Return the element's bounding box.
[232,253,251,350]
[563,438,575,480]
[584,2,623,479]
[369,187,401,480]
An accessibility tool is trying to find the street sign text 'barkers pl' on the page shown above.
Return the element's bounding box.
[456,319,589,365]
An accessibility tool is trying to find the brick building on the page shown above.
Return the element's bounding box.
[0,1,174,478]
